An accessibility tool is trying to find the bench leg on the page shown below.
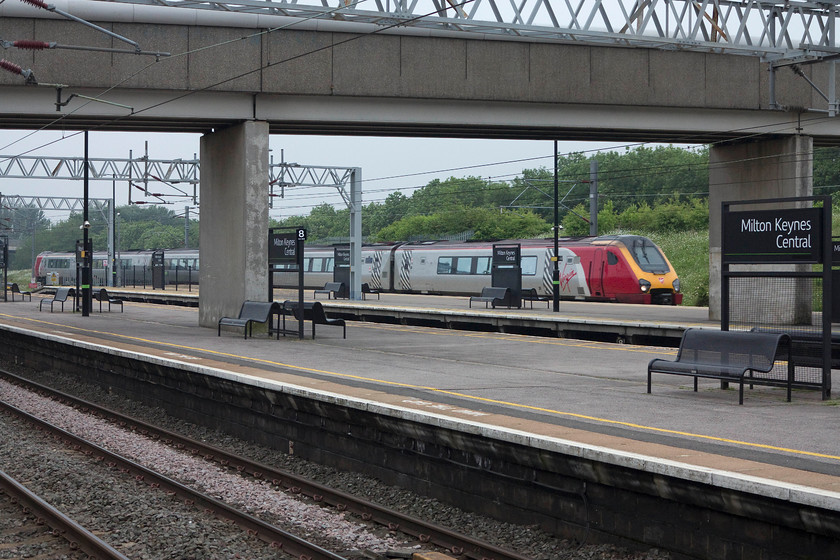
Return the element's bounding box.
[693,377,698,392]
[787,355,794,402]
[739,381,744,405]
[647,371,652,394]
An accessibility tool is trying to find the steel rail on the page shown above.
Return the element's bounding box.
[0,395,350,560]
[2,368,534,560]
[0,467,132,560]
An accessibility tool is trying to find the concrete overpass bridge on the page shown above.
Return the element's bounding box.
[1,0,839,323]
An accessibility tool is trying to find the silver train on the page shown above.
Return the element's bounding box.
[34,236,682,304]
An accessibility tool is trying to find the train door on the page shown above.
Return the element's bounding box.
[590,248,605,297]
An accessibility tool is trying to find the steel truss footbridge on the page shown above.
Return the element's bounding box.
[94,0,840,63]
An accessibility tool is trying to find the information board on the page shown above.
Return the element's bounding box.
[269,229,306,266]
[269,232,302,266]
[722,207,823,264]
[492,244,520,267]
[0,235,6,269]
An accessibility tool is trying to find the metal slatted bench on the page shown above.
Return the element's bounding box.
[282,300,346,339]
[521,288,550,308]
[39,287,74,312]
[751,326,840,370]
[313,282,345,300]
[361,283,380,300]
[7,283,32,302]
[218,301,282,339]
[469,287,512,309]
[647,329,793,405]
[93,288,123,312]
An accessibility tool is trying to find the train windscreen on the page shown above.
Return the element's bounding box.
[625,237,670,273]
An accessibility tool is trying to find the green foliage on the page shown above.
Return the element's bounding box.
[646,229,710,307]
[561,197,709,236]
[8,206,198,269]
[374,207,549,242]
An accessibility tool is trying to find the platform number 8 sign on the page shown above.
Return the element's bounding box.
[296,228,307,241]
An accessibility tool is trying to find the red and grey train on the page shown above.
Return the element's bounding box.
[34,235,682,305]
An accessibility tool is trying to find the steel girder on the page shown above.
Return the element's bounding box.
[94,0,840,61]
[0,153,356,207]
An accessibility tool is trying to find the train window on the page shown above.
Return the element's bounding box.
[628,237,669,273]
[475,257,491,275]
[325,258,334,272]
[437,257,453,274]
[607,252,619,265]
[47,259,71,269]
[521,256,537,275]
[311,258,325,273]
[454,258,472,274]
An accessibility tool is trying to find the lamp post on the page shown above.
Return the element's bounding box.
[82,131,91,317]
[553,140,560,312]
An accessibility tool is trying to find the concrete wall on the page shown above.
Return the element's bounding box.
[0,17,830,114]
[199,121,269,328]
[708,136,814,321]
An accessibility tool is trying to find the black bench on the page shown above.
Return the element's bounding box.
[521,287,549,308]
[7,283,32,302]
[283,300,346,339]
[751,326,840,370]
[218,301,282,339]
[469,287,512,309]
[647,329,792,405]
[361,283,380,300]
[93,288,123,312]
[39,287,74,312]
[314,282,345,300]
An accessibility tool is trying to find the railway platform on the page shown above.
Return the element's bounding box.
[0,291,838,556]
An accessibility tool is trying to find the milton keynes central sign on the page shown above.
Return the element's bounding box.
[723,207,823,264]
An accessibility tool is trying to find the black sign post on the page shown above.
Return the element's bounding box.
[75,239,92,313]
[0,235,7,302]
[269,227,306,339]
[492,243,522,307]
[722,197,833,399]
[333,246,350,299]
[151,250,165,290]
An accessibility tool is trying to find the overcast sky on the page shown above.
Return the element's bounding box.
[0,129,660,224]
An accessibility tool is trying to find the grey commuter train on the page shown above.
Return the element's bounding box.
[34,235,682,304]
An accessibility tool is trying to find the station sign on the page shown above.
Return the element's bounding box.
[334,246,350,268]
[723,207,823,264]
[269,231,303,266]
[492,244,520,267]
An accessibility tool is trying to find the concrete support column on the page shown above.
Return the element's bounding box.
[198,121,269,328]
[708,135,813,321]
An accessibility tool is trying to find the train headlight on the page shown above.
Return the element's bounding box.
[639,279,651,293]
[673,278,681,293]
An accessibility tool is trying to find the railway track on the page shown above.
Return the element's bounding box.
[0,468,126,559]
[0,368,535,560]
[0,394,352,560]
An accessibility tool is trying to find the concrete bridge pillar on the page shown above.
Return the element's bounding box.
[198,121,270,328]
[708,135,813,321]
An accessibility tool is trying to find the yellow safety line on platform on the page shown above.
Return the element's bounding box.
[2,312,836,463]
[355,322,677,355]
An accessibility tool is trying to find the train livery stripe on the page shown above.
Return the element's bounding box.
[399,250,413,292]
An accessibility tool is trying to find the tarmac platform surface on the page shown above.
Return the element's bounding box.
[1,289,839,506]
